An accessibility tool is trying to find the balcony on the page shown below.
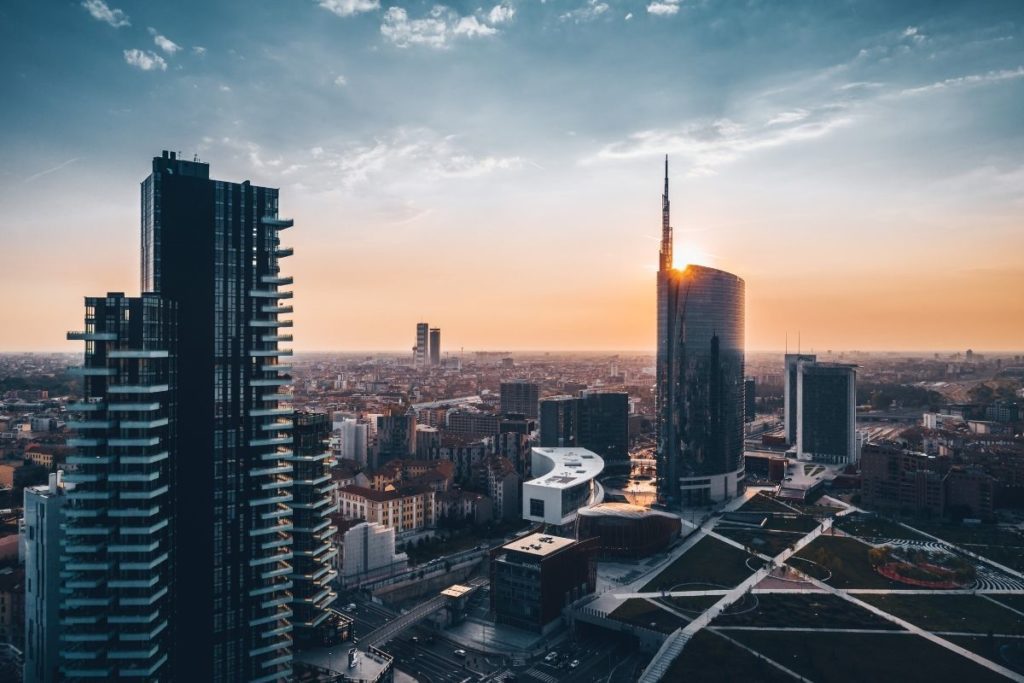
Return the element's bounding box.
[249,319,294,328]
[261,275,293,286]
[67,331,117,341]
[262,216,294,229]
[249,290,293,299]
[261,304,293,314]
[68,366,115,377]
[261,334,293,342]
[250,349,294,357]
[275,247,294,258]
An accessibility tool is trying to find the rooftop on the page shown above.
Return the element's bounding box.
[501,532,576,557]
[526,447,604,490]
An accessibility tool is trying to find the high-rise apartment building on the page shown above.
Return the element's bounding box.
[289,412,340,646]
[415,323,429,367]
[23,472,66,683]
[62,292,177,681]
[796,362,858,464]
[656,157,746,507]
[784,353,816,443]
[744,377,756,422]
[429,327,441,366]
[500,380,539,419]
[62,152,305,682]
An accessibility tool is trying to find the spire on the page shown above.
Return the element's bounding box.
[659,154,673,271]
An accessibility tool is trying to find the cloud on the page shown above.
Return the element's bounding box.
[123,49,168,72]
[193,46,207,56]
[591,107,854,176]
[487,4,515,24]
[148,28,182,55]
[319,0,381,17]
[765,109,810,126]
[310,128,524,187]
[624,12,633,20]
[24,158,80,184]
[81,0,129,28]
[334,74,348,86]
[902,26,926,45]
[381,5,502,48]
[560,0,609,23]
[647,0,680,17]
[899,66,1024,96]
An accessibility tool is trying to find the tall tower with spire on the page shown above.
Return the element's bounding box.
[659,155,672,272]
[655,157,747,508]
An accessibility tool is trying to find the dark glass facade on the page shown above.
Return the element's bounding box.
[539,393,629,463]
[62,293,177,680]
[500,380,539,419]
[656,265,746,507]
[797,363,857,464]
[141,151,296,682]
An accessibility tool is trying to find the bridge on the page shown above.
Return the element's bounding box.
[359,577,487,648]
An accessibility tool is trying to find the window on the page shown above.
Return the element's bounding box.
[529,498,545,517]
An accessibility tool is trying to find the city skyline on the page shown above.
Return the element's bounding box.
[3,0,1024,353]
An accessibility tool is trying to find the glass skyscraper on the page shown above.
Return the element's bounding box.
[64,151,304,682]
[656,158,746,507]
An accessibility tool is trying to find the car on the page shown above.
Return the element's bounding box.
[544,652,558,663]
[411,636,419,644]
[343,603,357,612]
[569,660,579,669]
[453,649,467,658]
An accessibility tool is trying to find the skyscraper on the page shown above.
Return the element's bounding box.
[539,396,579,448]
[62,292,178,681]
[784,353,816,443]
[63,152,303,682]
[429,327,441,366]
[539,392,629,463]
[415,322,429,367]
[796,362,858,464]
[656,157,746,507]
[500,380,540,419]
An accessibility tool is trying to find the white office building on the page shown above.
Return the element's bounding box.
[339,521,409,588]
[522,447,604,526]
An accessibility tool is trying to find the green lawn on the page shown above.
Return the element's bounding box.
[641,536,762,591]
[858,594,1024,635]
[738,493,797,514]
[730,630,1011,683]
[607,598,685,634]
[791,535,899,589]
[712,593,900,630]
[947,635,1024,675]
[991,594,1024,614]
[836,514,926,541]
[715,528,800,558]
[763,514,821,532]
[666,630,794,683]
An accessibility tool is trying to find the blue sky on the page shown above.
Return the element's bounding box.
[2,0,1023,351]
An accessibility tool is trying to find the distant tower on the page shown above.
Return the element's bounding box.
[656,157,746,507]
[429,328,441,366]
[784,353,816,443]
[796,362,858,465]
[415,322,429,367]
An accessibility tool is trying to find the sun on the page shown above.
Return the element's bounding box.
[672,244,713,270]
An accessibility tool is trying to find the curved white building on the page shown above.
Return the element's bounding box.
[522,447,604,525]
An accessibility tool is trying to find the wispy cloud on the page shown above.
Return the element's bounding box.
[560,0,609,23]
[318,0,381,17]
[24,158,80,184]
[148,28,182,55]
[193,46,207,56]
[334,74,348,86]
[591,109,854,176]
[899,66,1024,96]
[81,0,129,28]
[381,6,503,48]
[647,0,681,17]
[123,49,168,72]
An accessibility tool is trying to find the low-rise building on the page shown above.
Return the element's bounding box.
[521,447,603,526]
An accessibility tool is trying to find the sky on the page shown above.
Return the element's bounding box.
[1,0,1023,354]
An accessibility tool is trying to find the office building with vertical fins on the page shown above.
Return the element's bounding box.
[655,157,747,507]
[60,151,316,682]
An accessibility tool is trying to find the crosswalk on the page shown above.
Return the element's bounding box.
[521,666,559,683]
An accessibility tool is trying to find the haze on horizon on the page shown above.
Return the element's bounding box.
[2,0,1022,354]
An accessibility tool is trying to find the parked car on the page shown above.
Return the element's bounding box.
[569,660,579,669]
[454,649,467,658]
[544,652,558,663]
